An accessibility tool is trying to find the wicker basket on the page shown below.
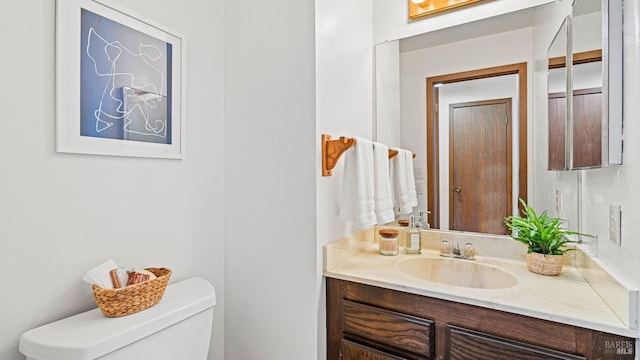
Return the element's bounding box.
[525,252,564,276]
[92,267,172,317]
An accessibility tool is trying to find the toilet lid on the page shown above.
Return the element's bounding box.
[19,277,215,360]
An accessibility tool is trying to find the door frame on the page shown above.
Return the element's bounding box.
[449,98,513,233]
[426,62,527,229]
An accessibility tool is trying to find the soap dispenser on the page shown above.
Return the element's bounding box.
[419,211,431,230]
[404,215,422,254]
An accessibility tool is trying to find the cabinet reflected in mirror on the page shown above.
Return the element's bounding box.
[547,17,570,171]
[548,0,623,170]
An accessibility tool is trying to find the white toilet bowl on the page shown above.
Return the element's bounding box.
[19,277,215,360]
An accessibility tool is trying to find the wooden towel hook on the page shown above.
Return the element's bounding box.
[322,134,356,176]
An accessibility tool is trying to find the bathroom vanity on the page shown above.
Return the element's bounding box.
[324,229,637,359]
[327,278,633,359]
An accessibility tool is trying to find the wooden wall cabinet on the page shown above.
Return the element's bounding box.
[327,278,635,360]
[548,87,603,170]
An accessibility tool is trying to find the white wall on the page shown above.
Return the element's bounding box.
[316,0,374,247]
[578,0,640,289]
[225,0,318,359]
[0,1,225,359]
[316,1,374,357]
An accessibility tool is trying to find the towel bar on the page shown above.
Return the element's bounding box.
[322,134,356,176]
[321,134,416,176]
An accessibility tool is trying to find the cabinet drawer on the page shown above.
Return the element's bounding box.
[342,299,434,358]
[447,325,586,360]
[342,339,407,360]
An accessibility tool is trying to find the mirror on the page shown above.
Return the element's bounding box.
[375,1,624,235]
[376,6,539,234]
[548,0,623,170]
[600,0,623,165]
[547,17,571,171]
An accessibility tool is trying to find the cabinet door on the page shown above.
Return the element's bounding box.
[342,339,407,360]
[447,325,586,360]
[572,88,602,168]
[548,92,567,170]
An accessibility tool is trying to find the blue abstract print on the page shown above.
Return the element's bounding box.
[80,9,173,144]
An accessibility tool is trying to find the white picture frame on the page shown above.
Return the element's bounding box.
[56,0,185,159]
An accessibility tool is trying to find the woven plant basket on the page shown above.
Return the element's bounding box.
[92,267,172,317]
[525,252,564,276]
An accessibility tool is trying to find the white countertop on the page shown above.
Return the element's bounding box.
[324,228,639,339]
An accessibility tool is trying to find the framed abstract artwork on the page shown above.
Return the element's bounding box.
[56,0,185,158]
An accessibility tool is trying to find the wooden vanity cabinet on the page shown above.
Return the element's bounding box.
[327,278,635,360]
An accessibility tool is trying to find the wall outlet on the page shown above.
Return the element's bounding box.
[609,204,622,246]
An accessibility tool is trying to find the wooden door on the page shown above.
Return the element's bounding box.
[449,99,511,234]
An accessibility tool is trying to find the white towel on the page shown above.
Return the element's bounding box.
[339,137,376,231]
[82,259,118,289]
[372,142,395,225]
[391,149,418,214]
[404,150,418,208]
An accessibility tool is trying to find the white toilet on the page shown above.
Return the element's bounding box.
[19,277,215,360]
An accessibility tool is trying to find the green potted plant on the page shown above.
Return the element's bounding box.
[505,199,584,276]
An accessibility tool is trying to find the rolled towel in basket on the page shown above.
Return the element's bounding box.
[82,259,118,289]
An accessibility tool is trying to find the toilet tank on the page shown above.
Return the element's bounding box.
[19,277,215,360]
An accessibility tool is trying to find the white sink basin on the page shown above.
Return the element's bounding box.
[398,258,518,289]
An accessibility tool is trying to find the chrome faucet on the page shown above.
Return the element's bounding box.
[452,243,461,256]
[440,240,475,260]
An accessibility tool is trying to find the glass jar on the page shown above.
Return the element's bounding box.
[378,229,400,256]
[464,243,476,258]
[440,239,451,255]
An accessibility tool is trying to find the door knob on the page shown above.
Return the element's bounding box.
[454,186,462,193]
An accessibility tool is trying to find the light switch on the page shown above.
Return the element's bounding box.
[609,204,621,246]
[414,167,425,179]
